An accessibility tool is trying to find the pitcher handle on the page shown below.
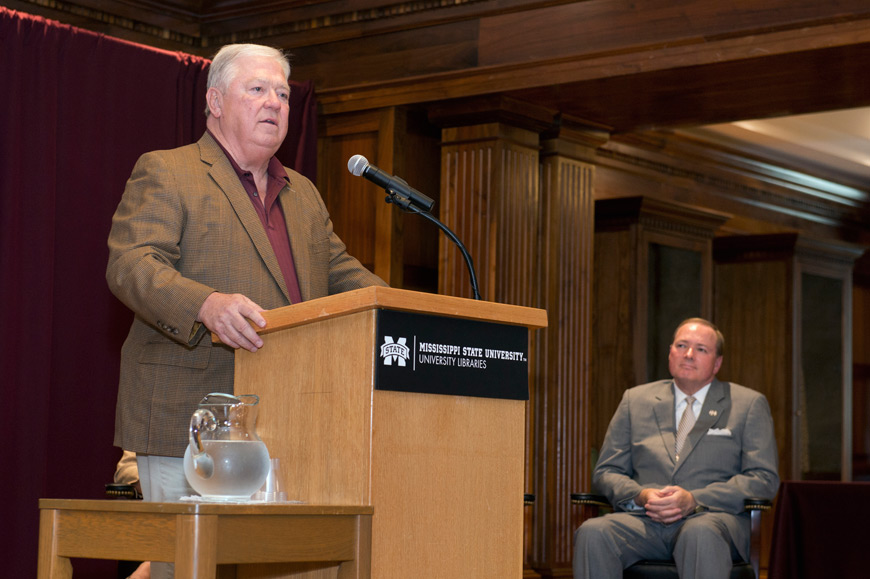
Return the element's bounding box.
[189,408,216,478]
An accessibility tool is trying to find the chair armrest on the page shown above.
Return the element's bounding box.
[743,498,772,512]
[570,493,611,509]
[572,495,771,511]
[105,483,142,500]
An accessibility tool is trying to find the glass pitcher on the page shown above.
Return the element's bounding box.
[182,392,271,500]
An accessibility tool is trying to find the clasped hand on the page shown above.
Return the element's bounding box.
[197,292,266,352]
[636,486,697,524]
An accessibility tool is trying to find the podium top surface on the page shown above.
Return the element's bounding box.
[214,286,547,342]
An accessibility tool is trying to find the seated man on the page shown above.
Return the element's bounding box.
[574,318,779,579]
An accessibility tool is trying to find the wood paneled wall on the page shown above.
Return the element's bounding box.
[319,107,441,290]
[712,234,863,571]
[855,254,870,480]
[12,0,870,576]
[590,197,728,457]
[713,244,795,479]
[313,101,868,576]
[714,234,864,481]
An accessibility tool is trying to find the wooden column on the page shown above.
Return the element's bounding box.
[372,108,405,287]
[530,123,602,577]
[439,118,543,574]
[437,121,540,303]
[433,97,582,577]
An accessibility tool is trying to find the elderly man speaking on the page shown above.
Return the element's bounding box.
[106,43,385,548]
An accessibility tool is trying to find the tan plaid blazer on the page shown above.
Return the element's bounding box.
[107,132,385,457]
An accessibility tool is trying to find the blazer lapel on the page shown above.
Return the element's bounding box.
[199,135,291,302]
[653,383,678,465]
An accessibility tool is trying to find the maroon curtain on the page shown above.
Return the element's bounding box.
[0,8,317,577]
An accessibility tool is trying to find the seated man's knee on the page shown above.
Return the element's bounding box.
[676,515,729,550]
[575,516,615,550]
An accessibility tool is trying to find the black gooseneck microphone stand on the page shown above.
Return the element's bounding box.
[382,187,482,301]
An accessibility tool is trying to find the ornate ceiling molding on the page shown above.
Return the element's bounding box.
[16,0,495,48]
[599,134,870,236]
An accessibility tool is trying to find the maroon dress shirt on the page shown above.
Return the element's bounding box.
[211,132,304,304]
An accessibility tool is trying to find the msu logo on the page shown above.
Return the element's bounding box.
[380,336,410,367]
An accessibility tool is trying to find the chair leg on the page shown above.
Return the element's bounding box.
[749,508,762,578]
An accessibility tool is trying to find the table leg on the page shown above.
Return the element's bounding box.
[174,513,219,579]
[37,509,73,579]
[337,514,372,579]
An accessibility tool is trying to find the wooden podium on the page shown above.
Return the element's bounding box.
[227,286,547,578]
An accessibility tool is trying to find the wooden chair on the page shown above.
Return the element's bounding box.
[105,483,144,578]
[571,493,771,579]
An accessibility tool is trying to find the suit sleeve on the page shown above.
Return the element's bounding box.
[592,389,647,508]
[691,394,780,513]
[106,152,215,345]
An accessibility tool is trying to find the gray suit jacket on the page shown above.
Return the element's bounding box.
[592,378,780,558]
[107,133,386,457]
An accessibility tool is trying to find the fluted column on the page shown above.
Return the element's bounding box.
[435,107,546,578]
[439,122,541,305]
[434,102,603,577]
[530,127,601,577]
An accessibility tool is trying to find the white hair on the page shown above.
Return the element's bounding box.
[205,44,291,116]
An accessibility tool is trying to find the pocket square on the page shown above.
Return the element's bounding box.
[707,428,732,436]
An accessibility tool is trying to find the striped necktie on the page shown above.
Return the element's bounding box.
[675,395,696,461]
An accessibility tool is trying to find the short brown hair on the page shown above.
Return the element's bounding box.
[673,317,724,357]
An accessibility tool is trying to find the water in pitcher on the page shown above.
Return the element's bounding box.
[184,439,270,499]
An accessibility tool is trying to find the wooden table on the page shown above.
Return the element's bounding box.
[37,499,372,579]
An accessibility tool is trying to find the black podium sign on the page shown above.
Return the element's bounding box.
[374,309,529,400]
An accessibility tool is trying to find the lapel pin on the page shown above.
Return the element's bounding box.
[709,410,718,417]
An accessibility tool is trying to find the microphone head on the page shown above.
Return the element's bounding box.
[347,154,369,177]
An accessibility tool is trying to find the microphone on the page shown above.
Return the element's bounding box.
[346,153,481,300]
[347,154,435,213]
